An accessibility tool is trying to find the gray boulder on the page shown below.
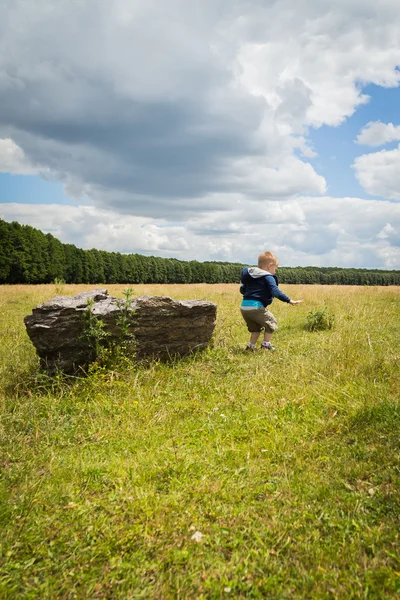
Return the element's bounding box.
[24,289,217,375]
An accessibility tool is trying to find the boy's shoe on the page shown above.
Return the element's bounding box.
[261,342,276,351]
[246,344,257,351]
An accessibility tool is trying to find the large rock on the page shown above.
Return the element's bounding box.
[24,289,217,374]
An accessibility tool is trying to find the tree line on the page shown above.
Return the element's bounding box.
[1,218,399,286]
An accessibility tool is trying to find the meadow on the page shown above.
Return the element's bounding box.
[0,283,399,599]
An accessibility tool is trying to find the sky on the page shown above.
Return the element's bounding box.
[0,0,400,269]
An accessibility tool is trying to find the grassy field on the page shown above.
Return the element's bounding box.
[0,283,399,599]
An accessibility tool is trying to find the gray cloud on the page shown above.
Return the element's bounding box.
[0,0,329,215]
[3,90,267,199]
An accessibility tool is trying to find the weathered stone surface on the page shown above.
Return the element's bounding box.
[24,289,217,374]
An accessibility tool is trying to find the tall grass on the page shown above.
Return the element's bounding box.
[0,284,399,599]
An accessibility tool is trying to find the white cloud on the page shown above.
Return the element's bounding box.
[357,121,400,146]
[377,222,400,247]
[0,203,191,254]
[353,146,400,200]
[376,245,400,268]
[234,0,400,128]
[377,222,397,239]
[2,196,399,268]
[0,138,38,175]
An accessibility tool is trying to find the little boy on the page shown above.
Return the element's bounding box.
[240,251,302,350]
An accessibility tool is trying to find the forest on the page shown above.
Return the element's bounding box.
[1,218,399,286]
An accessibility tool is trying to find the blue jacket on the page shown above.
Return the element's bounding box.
[240,267,291,307]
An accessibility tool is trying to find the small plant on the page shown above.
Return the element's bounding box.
[114,288,136,358]
[305,304,335,331]
[80,289,136,369]
[53,277,66,294]
[81,297,110,361]
[115,288,135,339]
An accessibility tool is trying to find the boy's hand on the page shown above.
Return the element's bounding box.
[289,300,303,306]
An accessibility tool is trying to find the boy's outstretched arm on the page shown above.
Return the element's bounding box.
[266,275,303,305]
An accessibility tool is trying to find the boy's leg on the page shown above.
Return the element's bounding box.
[261,333,275,350]
[241,308,262,349]
[261,310,277,350]
[246,331,261,350]
[250,332,261,345]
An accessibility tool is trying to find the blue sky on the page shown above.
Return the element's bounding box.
[0,0,399,268]
[1,173,73,205]
[309,84,400,200]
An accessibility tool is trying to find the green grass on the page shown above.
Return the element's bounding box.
[0,283,400,599]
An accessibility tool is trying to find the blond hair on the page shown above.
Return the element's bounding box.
[258,251,279,270]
